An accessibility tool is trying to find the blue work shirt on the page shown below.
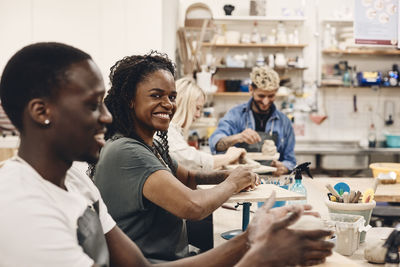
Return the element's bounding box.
[209,98,296,171]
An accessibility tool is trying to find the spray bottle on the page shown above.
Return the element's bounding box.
[288,162,312,205]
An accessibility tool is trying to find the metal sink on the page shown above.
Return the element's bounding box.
[295,141,369,170]
[320,154,368,170]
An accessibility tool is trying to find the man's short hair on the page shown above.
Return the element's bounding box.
[250,66,280,91]
[0,42,91,131]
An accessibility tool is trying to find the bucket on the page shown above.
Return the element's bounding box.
[385,133,400,148]
[325,199,375,243]
[326,213,366,256]
[369,162,400,183]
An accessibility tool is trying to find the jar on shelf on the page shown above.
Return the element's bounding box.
[276,22,287,44]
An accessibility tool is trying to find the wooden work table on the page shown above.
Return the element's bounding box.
[212,177,396,266]
[305,177,400,203]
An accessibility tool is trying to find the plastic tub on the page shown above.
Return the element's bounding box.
[369,162,400,183]
[257,185,288,208]
[325,200,375,243]
[326,213,365,256]
[385,133,400,148]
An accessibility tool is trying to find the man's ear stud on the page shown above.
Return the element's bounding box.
[44,119,50,125]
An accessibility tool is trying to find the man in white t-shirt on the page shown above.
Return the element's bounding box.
[0,42,333,267]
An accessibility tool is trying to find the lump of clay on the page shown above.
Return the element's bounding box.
[288,215,325,231]
[261,140,277,156]
[364,239,387,264]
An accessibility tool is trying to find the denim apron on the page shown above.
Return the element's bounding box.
[237,119,278,166]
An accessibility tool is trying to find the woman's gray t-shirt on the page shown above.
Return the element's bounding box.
[94,137,188,261]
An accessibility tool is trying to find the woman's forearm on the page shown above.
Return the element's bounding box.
[183,176,237,220]
[193,170,229,185]
[212,154,231,169]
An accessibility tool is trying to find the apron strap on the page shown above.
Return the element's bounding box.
[269,119,275,136]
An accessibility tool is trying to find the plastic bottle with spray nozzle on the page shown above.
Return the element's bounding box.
[288,162,313,205]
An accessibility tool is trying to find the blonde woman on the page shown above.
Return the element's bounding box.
[168,77,245,171]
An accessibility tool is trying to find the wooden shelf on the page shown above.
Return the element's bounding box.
[212,92,250,97]
[321,18,353,23]
[203,43,307,48]
[323,49,400,56]
[216,66,307,71]
[213,16,306,23]
[320,84,400,89]
[212,92,288,97]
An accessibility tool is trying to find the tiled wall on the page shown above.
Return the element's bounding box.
[302,87,400,142]
[211,86,400,143]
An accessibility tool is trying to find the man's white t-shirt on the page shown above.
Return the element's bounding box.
[0,157,116,267]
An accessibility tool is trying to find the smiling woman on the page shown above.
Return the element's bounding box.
[93,51,258,262]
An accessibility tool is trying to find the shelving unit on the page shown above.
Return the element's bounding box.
[202,43,307,48]
[322,49,400,56]
[212,92,289,97]
[215,66,307,71]
[319,15,400,87]
[321,18,353,24]
[320,84,400,89]
[205,16,307,89]
[212,16,306,23]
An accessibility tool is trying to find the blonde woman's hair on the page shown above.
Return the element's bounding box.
[172,77,206,135]
[250,66,280,91]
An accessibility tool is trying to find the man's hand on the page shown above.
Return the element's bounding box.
[238,192,333,267]
[271,160,289,176]
[239,128,261,144]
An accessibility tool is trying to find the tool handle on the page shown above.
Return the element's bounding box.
[349,190,356,203]
[326,184,340,198]
[343,192,349,203]
[351,191,362,203]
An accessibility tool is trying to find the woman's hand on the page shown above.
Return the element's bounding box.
[225,147,246,164]
[225,166,259,193]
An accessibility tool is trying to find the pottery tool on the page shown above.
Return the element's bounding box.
[351,191,362,203]
[349,190,356,203]
[334,182,350,196]
[343,192,350,203]
[329,195,337,202]
[362,188,375,203]
[326,184,341,199]
[222,204,237,211]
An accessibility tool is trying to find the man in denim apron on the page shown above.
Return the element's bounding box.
[209,67,296,176]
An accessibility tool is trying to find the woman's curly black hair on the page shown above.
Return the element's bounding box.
[88,51,177,177]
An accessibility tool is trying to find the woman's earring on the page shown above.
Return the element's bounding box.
[44,119,50,125]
